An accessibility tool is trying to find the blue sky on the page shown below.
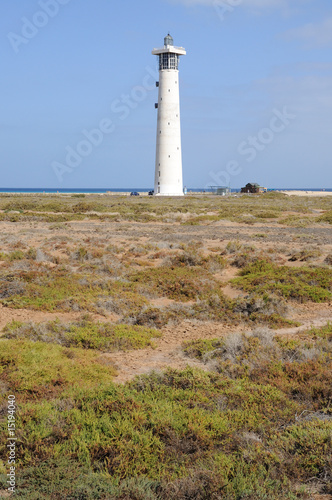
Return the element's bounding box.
[1,0,331,189]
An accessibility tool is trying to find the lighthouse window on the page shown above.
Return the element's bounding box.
[160,53,171,70]
[169,54,179,69]
[159,53,179,70]
[158,171,160,177]
[168,122,170,125]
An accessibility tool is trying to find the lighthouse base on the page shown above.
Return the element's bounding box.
[154,192,184,197]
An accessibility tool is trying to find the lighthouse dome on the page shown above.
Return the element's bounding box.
[164,34,173,46]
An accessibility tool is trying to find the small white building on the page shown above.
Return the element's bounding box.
[152,34,186,196]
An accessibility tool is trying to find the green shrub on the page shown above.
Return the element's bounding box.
[3,319,161,352]
[183,326,332,411]
[0,268,148,315]
[130,267,217,301]
[183,338,224,361]
[0,339,117,394]
[0,339,330,499]
[318,211,332,224]
[232,260,332,302]
[288,248,322,262]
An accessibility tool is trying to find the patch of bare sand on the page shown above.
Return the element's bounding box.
[0,305,79,331]
[0,490,11,498]
[0,305,117,333]
[107,321,241,384]
[149,297,178,307]
[281,190,332,197]
[214,267,244,299]
[290,302,332,323]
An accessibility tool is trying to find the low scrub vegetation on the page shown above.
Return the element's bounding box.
[232,260,332,302]
[318,210,332,224]
[3,318,161,351]
[1,191,331,224]
[278,215,314,227]
[183,325,332,413]
[0,324,331,498]
[288,247,322,262]
[130,266,219,302]
[0,339,117,396]
[233,293,299,328]
[0,266,148,316]
[1,193,331,498]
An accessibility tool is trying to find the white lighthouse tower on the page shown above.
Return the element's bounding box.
[152,34,186,196]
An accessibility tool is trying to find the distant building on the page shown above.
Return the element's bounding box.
[209,186,231,196]
[241,183,266,194]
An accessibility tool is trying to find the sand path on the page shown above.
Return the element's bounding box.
[1,303,331,384]
[0,305,80,331]
[0,305,113,331]
[107,312,332,384]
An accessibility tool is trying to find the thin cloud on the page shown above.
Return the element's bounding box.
[284,16,332,47]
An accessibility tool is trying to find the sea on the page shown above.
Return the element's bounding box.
[0,188,331,194]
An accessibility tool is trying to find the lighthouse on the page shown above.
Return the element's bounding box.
[152,34,186,196]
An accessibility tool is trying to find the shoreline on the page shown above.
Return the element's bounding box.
[0,189,331,197]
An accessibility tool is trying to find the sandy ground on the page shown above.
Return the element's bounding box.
[0,201,331,385]
[0,305,80,331]
[280,190,332,197]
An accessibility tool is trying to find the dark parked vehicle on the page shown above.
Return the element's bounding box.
[148,190,154,196]
[130,191,139,196]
